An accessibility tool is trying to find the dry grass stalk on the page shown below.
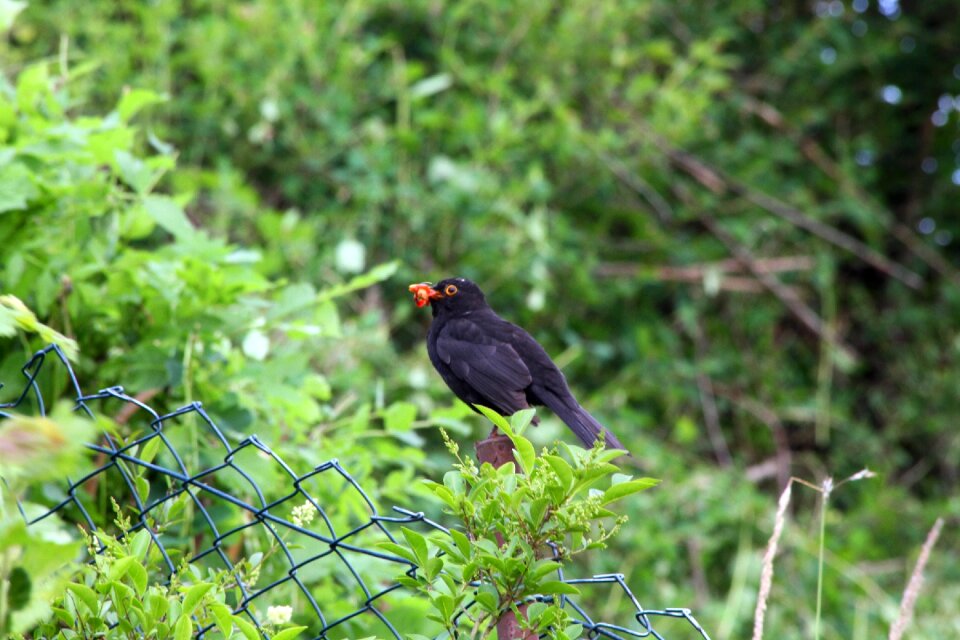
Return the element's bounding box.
[888,517,945,640]
[752,481,793,640]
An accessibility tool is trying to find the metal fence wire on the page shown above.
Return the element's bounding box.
[1,345,712,640]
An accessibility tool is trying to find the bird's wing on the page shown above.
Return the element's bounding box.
[435,318,533,414]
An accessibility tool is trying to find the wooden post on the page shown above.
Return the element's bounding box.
[475,431,517,469]
[475,432,537,640]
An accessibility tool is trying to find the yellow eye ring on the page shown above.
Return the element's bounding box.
[445,284,458,296]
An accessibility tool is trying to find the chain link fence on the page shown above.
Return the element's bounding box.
[1,344,711,639]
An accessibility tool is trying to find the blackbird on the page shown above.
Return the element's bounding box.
[408,277,626,451]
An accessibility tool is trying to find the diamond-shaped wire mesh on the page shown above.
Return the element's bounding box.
[1,345,711,640]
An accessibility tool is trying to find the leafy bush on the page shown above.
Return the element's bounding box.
[387,409,656,638]
[0,50,442,496]
[0,48,447,640]
[31,504,305,640]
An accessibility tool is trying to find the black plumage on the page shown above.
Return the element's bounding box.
[409,277,627,451]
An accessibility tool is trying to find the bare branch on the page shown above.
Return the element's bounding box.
[628,122,925,289]
[701,217,858,362]
[740,95,960,284]
[598,255,814,278]
[596,257,813,295]
[690,319,732,467]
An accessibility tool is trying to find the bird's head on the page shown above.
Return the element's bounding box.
[408,277,487,316]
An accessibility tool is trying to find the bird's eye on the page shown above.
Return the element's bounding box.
[445,284,458,296]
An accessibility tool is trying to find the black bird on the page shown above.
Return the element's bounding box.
[408,277,626,451]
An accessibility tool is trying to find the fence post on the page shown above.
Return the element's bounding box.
[475,432,537,640]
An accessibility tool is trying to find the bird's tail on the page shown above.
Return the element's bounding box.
[537,387,628,453]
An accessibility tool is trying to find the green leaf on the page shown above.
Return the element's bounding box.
[174,612,193,640]
[525,602,549,624]
[527,497,550,527]
[427,484,457,508]
[117,88,166,122]
[147,591,169,619]
[52,605,73,626]
[316,261,399,302]
[594,448,627,464]
[135,476,150,505]
[475,586,498,612]
[424,557,444,580]
[127,561,148,597]
[181,582,214,616]
[397,576,421,589]
[430,537,457,558]
[210,602,234,637]
[544,455,574,491]
[378,541,418,565]
[0,162,38,213]
[108,556,137,581]
[461,561,479,582]
[271,627,308,640]
[130,529,152,561]
[401,527,429,566]
[509,408,536,434]
[512,434,537,475]
[443,470,465,493]
[600,478,659,505]
[233,614,260,640]
[15,63,48,114]
[531,560,562,580]
[476,405,511,434]
[450,529,471,558]
[65,583,99,615]
[143,195,197,241]
[384,401,417,432]
[109,580,133,608]
[115,150,155,194]
[536,581,581,596]
[476,406,536,471]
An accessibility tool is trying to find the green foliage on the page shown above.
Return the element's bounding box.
[30,502,306,640]
[0,405,307,640]
[0,506,80,636]
[0,405,94,635]
[0,59,438,639]
[0,57,404,460]
[385,410,656,638]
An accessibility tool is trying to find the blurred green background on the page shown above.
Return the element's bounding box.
[1,0,958,638]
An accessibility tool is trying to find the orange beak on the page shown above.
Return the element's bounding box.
[408,282,443,308]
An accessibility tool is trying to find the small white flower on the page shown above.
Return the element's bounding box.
[266,605,293,625]
[334,238,366,273]
[242,329,270,361]
[291,501,317,527]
